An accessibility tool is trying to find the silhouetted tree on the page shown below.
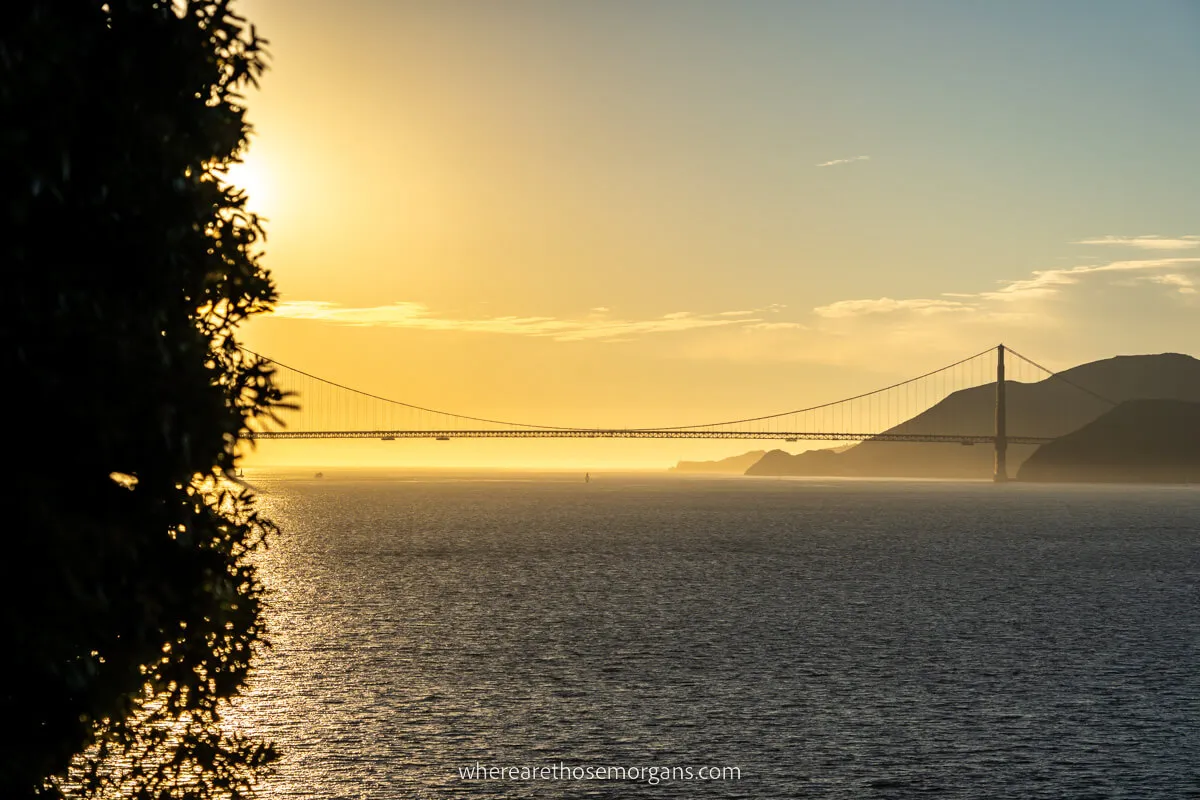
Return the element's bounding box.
[1,2,283,797]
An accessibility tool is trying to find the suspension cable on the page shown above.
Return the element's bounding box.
[642,345,999,430]
[241,344,999,432]
[240,346,592,430]
[1005,346,1117,407]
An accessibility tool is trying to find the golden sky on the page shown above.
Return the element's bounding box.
[234,0,1200,468]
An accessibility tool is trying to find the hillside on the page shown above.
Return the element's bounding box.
[669,450,766,474]
[748,353,1200,479]
[748,448,845,476]
[1017,399,1200,483]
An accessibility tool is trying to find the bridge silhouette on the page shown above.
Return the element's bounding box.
[245,344,1112,481]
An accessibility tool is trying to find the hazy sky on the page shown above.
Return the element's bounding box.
[236,0,1200,467]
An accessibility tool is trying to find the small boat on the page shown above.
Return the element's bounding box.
[435,436,450,441]
[314,471,324,479]
[236,468,245,478]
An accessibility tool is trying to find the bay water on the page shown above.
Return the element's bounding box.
[231,472,1200,798]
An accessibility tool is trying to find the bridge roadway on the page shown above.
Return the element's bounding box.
[249,430,1054,444]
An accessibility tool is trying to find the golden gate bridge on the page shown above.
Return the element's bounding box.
[244,344,1114,482]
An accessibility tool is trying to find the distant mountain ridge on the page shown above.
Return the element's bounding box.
[669,451,766,474]
[746,353,1200,479]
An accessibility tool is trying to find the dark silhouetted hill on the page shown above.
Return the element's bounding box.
[669,450,766,473]
[747,353,1200,479]
[1017,399,1200,483]
[748,448,844,476]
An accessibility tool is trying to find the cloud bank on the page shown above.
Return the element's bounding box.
[270,301,783,343]
[816,258,1200,318]
[266,243,1200,367]
[272,256,1199,344]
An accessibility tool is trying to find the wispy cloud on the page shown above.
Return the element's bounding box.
[815,155,870,168]
[1145,273,1197,294]
[811,258,1200,322]
[269,301,777,342]
[1076,235,1200,251]
[980,257,1200,302]
[787,255,1200,368]
[745,321,807,331]
[814,297,970,318]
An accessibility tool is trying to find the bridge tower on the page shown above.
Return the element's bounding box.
[994,343,1008,482]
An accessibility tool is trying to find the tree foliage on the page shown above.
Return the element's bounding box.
[1,1,282,797]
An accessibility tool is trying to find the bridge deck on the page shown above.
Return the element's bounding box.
[248,430,1053,444]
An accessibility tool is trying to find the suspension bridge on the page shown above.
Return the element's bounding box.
[246,344,1114,481]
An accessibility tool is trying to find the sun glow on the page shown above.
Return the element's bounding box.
[225,155,275,216]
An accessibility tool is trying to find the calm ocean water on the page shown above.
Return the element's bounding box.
[230,472,1200,799]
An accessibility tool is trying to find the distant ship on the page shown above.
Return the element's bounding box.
[236,468,244,478]
[314,471,324,479]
